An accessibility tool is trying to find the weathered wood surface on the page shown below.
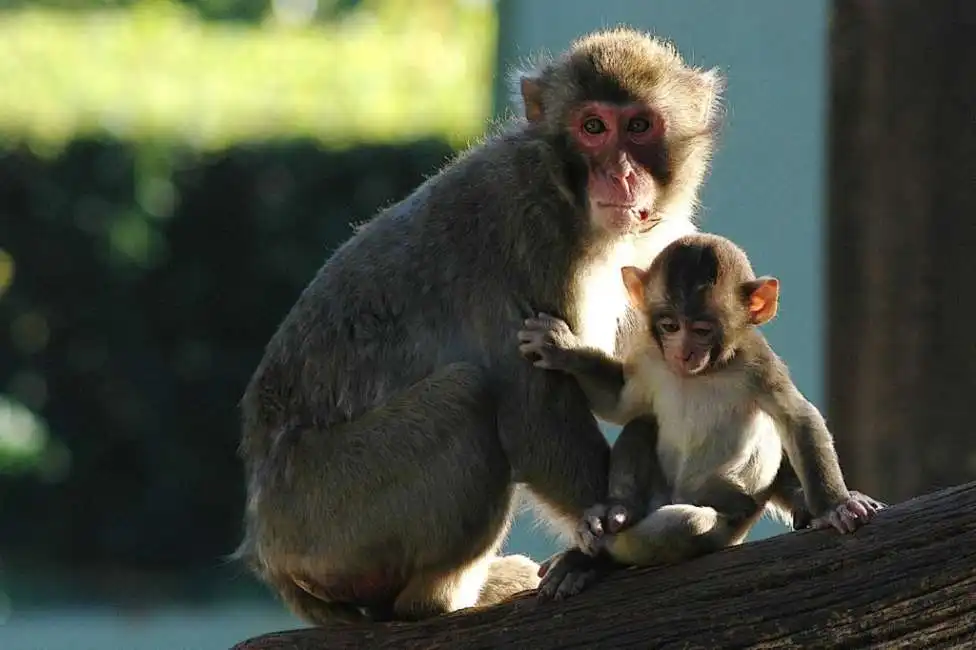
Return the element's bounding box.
[234,481,976,650]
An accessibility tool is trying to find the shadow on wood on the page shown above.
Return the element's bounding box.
[233,482,976,649]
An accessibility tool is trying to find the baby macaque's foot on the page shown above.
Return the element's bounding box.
[536,548,610,602]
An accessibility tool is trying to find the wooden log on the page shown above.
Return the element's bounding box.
[233,481,976,650]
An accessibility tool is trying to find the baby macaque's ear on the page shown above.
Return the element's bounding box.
[742,276,779,325]
[621,266,649,309]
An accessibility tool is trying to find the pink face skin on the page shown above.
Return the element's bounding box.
[655,316,717,376]
[569,101,666,235]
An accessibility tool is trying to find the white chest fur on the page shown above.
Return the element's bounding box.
[620,351,783,494]
[573,242,633,355]
[574,219,697,356]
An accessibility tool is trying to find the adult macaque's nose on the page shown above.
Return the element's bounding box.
[609,169,637,196]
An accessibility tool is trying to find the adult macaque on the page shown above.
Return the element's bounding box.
[518,233,885,600]
[237,28,723,623]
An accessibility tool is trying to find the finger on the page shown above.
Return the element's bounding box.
[835,509,853,533]
[518,343,537,354]
[552,570,582,601]
[537,564,568,601]
[536,312,555,320]
[827,512,847,534]
[841,512,862,532]
[538,557,561,585]
[516,331,534,342]
[847,499,869,519]
[837,508,858,533]
[853,492,887,510]
[537,577,556,600]
[858,499,878,515]
[533,359,551,369]
[557,570,593,600]
[585,515,605,537]
[837,509,856,532]
[810,515,830,530]
[551,580,567,601]
[607,505,630,533]
[576,524,603,556]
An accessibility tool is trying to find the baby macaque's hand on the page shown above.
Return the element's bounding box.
[576,503,610,556]
[576,501,639,556]
[811,491,886,533]
[517,312,580,370]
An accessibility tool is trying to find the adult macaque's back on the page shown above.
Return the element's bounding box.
[237,27,723,624]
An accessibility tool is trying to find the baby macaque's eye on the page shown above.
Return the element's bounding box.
[690,322,714,338]
[657,319,680,334]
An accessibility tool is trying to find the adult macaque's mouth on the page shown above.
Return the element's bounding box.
[636,209,661,231]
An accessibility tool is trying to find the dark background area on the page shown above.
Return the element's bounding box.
[0,2,484,618]
[0,137,454,574]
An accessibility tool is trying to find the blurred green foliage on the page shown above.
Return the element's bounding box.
[0,136,457,570]
[0,0,495,150]
[0,0,497,578]
[0,0,273,22]
[0,0,364,22]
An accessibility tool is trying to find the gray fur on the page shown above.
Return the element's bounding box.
[237,27,720,623]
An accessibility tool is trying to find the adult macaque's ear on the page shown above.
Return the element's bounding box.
[520,75,545,123]
[742,276,780,325]
[621,266,649,309]
[694,67,726,130]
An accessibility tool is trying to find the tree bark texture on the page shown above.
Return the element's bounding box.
[233,481,976,650]
[827,1,976,502]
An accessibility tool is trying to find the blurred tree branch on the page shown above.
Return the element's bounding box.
[233,482,976,650]
[828,0,976,501]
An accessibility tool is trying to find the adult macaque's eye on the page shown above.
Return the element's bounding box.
[582,117,607,134]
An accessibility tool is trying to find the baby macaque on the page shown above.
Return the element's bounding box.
[518,232,885,599]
